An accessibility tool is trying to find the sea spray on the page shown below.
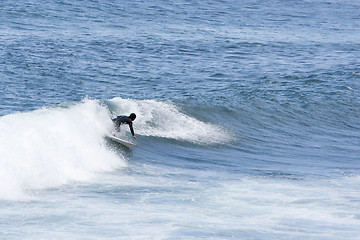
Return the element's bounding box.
[108,97,235,144]
[0,99,125,200]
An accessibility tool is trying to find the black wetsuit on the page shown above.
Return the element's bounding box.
[112,115,135,136]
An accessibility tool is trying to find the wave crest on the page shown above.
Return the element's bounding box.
[109,98,234,144]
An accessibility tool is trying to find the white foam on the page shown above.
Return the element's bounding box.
[110,98,233,144]
[0,99,126,200]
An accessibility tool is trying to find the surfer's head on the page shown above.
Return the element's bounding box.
[129,113,136,121]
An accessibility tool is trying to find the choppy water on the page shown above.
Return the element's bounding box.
[1,0,360,239]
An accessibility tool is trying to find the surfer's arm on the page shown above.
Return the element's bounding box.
[129,122,136,138]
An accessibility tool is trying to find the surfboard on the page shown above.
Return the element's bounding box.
[106,135,137,148]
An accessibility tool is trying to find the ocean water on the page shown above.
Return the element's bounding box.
[1,0,360,239]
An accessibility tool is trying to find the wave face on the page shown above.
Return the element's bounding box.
[2,95,358,200]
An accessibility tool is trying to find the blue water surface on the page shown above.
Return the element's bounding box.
[1,0,360,239]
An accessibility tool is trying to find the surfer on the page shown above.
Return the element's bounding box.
[112,113,137,139]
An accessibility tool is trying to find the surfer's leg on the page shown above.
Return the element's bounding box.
[113,120,121,132]
[116,123,121,132]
